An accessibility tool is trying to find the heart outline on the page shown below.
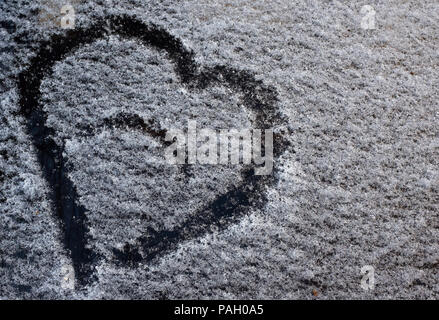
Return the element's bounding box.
[17,15,288,287]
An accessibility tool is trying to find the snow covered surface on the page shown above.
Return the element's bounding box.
[0,0,438,299]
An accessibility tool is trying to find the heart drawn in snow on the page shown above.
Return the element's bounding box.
[17,15,288,288]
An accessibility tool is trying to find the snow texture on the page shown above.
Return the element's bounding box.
[1,0,438,299]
